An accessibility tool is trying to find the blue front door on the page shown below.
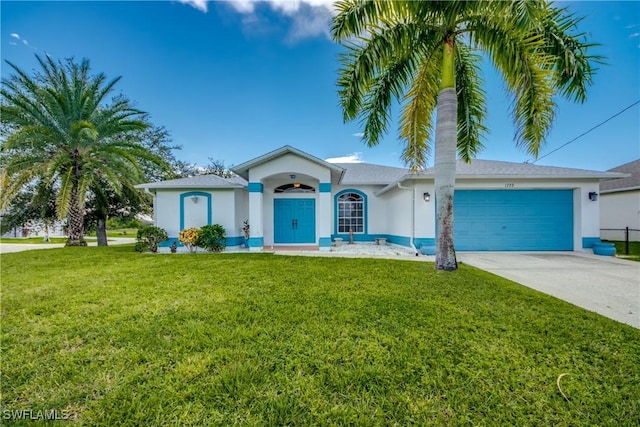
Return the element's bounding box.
[274,199,316,244]
[454,190,573,251]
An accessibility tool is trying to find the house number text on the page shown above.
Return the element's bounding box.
[504,183,515,188]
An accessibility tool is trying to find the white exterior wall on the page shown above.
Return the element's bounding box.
[234,189,249,239]
[382,184,413,239]
[153,189,238,238]
[600,190,640,241]
[414,182,436,240]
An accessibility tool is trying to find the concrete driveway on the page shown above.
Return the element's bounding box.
[458,252,640,329]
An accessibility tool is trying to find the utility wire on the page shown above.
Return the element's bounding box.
[530,100,640,163]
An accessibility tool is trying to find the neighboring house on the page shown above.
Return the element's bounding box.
[136,145,626,253]
[599,159,640,242]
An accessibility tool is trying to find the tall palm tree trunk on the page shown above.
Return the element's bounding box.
[434,41,458,270]
[65,183,87,246]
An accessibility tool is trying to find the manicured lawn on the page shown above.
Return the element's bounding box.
[86,228,138,238]
[0,237,70,244]
[2,246,638,425]
[605,240,640,262]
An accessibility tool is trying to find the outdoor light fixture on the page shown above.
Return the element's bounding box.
[588,192,598,201]
[293,182,301,188]
[191,195,199,204]
[290,174,296,180]
[423,192,431,202]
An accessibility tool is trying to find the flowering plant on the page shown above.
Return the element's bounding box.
[178,227,200,253]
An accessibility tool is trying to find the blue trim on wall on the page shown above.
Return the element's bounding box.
[319,183,332,193]
[159,237,180,248]
[582,237,601,248]
[384,235,411,247]
[414,238,436,248]
[248,182,264,193]
[160,236,245,248]
[179,191,212,231]
[330,233,431,250]
[319,237,332,247]
[247,237,264,248]
[334,189,368,236]
[226,236,245,247]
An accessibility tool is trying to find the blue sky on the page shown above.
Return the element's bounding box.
[2,0,639,171]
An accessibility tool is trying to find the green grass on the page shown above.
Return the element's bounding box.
[2,246,639,426]
[604,240,640,262]
[0,236,70,244]
[85,228,138,238]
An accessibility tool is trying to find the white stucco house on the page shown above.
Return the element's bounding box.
[600,159,640,242]
[137,145,626,253]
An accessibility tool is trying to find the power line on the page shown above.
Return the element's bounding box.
[530,100,640,164]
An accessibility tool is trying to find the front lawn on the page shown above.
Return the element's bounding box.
[604,240,640,262]
[2,246,638,425]
[0,237,70,244]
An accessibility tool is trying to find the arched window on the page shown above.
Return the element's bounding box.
[337,192,364,233]
[274,183,316,193]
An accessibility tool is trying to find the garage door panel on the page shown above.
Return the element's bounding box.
[454,190,573,251]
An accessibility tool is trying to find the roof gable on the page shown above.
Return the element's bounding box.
[231,145,344,182]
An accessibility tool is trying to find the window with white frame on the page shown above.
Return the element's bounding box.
[337,192,364,233]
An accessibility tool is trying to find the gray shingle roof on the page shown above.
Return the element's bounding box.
[418,159,625,178]
[600,159,640,192]
[136,174,246,190]
[334,162,409,185]
[376,159,627,195]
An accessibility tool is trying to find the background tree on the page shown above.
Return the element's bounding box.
[1,55,168,246]
[332,0,599,270]
[0,181,57,237]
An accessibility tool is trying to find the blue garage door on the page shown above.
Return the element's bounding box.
[274,199,316,244]
[454,190,573,251]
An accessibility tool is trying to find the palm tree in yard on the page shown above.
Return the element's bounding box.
[1,55,166,246]
[332,0,599,270]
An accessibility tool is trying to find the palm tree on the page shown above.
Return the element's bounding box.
[1,55,166,246]
[332,0,599,270]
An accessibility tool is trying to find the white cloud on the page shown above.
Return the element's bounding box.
[179,0,209,13]
[181,0,337,40]
[9,42,17,46]
[227,0,335,14]
[10,33,20,39]
[325,152,364,163]
[352,132,364,138]
[22,39,29,46]
[630,32,640,39]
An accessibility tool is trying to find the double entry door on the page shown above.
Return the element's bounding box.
[274,199,316,244]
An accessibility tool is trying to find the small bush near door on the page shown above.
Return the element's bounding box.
[197,224,226,252]
[135,226,168,253]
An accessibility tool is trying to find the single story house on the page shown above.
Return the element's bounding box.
[137,145,626,253]
[599,159,640,242]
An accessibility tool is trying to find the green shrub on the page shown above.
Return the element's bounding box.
[197,224,226,252]
[135,226,168,253]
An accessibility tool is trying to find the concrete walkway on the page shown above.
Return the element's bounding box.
[458,252,640,329]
